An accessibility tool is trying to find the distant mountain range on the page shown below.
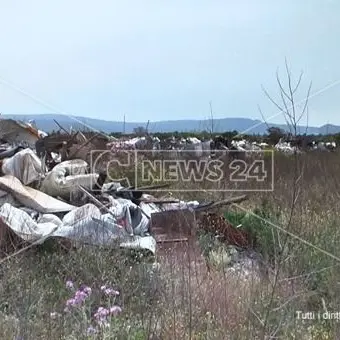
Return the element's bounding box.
[1,114,339,135]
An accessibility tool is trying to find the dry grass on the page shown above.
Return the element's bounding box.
[0,150,340,339]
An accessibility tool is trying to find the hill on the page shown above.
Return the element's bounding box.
[1,114,339,135]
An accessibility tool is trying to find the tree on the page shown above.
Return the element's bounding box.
[267,126,285,145]
[133,126,147,136]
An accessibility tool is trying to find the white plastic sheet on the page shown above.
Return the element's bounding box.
[108,197,150,236]
[0,203,156,253]
[1,148,44,185]
[0,203,59,243]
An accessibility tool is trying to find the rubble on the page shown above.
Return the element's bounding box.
[0,118,253,264]
[0,118,40,148]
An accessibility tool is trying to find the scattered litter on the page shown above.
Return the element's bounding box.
[0,118,254,263]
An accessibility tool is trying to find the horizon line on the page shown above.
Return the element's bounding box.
[0,112,335,128]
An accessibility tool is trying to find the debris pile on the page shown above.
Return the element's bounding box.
[0,118,253,260]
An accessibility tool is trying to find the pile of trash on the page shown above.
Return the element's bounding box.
[0,118,228,257]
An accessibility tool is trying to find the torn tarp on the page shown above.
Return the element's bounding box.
[1,148,44,185]
[0,203,156,254]
[103,196,150,237]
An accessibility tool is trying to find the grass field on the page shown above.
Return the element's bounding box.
[1,150,340,339]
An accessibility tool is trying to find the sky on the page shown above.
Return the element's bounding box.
[0,0,339,127]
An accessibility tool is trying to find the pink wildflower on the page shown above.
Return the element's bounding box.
[83,286,92,296]
[94,307,110,318]
[66,298,77,307]
[94,306,111,327]
[109,306,122,316]
[74,290,87,304]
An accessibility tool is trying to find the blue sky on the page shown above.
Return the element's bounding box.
[0,0,339,126]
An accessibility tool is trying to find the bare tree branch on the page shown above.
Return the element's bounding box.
[259,59,312,337]
[257,104,271,131]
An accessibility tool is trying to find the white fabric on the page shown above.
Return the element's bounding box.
[0,203,156,253]
[109,198,140,236]
[2,149,43,185]
[0,203,59,243]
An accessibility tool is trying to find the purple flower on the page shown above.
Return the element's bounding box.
[65,290,88,310]
[94,307,110,318]
[74,290,87,304]
[94,307,111,325]
[87,325,97,335]
[100,285,107,291]
[66,280,74,289]
[66,298,77,307]
[83,286,92,296]
[109,306,122,316]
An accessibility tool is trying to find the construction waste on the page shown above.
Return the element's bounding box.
[0,118,253,259]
